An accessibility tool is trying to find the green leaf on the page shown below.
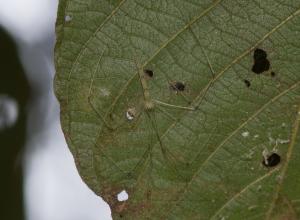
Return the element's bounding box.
[54,1,300,219]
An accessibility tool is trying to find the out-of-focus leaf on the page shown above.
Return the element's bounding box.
[0,26,29,220]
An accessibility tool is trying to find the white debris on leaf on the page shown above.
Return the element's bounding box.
[117,190,128,202]
[99,88,110,97]
[262,149,269,165]
[268,136,275,145]
[253,134,259,139]
[244,149,254,159]
[65,15,72,22]
[257,185,262,191]
[248,205,257,211]
[126,112,134,120]
[241,131,250,137]
[126,108,136,121]
[277,139,290,144]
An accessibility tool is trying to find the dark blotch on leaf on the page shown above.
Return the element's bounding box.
[252,58,270,74]
[254,48,267,60]
[271,71,276,77]
[262,153,281,167]
[144,69,153,77]
[252,48,270,74]
[244,79,251,87]
[127,172,133,178]
[171,82,185,91]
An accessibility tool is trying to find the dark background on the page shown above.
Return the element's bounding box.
[0,1,111,219]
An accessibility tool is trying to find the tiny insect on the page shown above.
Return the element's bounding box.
[262,152,281,167]
[170,81,185,92]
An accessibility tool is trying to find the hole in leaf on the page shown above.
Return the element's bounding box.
[117,190,129,202]
[171,82,185,91]
[252,59,270,74]
[252,48,270,74]
[144,69,153,77]
[244,79,251,87]
[262,153,281,167]
[253,48,267,60]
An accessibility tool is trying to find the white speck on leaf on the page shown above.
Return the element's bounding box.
[248,205,257,211]
[277,139,290,144]
[257,185,262,191]
[99,88,110,97]
[126,108,136,121]
[242,131,249,137]
[268,135,275,145]
[65,15,72,22]
[262,149,269,165]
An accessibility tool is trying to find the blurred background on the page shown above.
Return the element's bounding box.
[0,0,111,219]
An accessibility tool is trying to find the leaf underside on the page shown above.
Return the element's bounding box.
[55,0,300,219]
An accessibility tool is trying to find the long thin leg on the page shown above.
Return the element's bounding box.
[189,27,216,110]
[87,50,115,130]
[133,57,154,110]
[153,99,196,111]
[146,111,186,181]
[149,29,216,112]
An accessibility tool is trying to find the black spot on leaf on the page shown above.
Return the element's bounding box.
[252,58,270,74]
[252,48,270,74]
[271,71,276,77]
[144,69,153,77]
[262,153,281,167]
[171,82,185,91]
[244,79,251,87]
[254,48,267,60]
